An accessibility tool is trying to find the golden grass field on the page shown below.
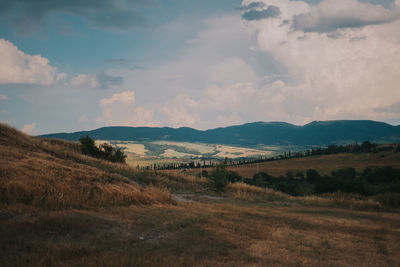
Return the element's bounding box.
[174,151,400,178]
[227,152,400,178]
[1,123,400,266]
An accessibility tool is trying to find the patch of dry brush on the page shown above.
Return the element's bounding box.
[225,182,289,201]
[225,182,386,211]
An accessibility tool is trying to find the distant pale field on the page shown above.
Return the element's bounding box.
[94,140,110,146]
[155,141,274,158]
[96,140,276,166]
[116,143,147,156]
[215,145,273,158]
[125,153,192,167]
[161,148,197,158]
[154,141,215,154]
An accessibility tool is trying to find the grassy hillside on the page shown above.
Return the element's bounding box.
[1,123,400,266]
[0,123,177,208]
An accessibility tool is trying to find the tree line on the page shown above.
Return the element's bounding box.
[202,160,400,207]
[141,141,399,171]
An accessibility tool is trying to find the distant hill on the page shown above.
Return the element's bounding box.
[40,120,400,146]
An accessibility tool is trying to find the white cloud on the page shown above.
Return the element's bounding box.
[21,122,36,134]
[207,58,257,87]
[241,0,400,123]
[0,39,62,85]
[108,3,400,129]
[161,80,301,129]
[71,74,101,89]
[97,90,158,126]
[100,90,135,106]
[0,94,8,101]
[292,0,400,32]
[114,15,281,128]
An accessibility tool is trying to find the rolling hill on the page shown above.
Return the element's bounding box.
[2,123,400,266]
[40,120,400,147]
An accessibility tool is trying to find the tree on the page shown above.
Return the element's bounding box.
[79,136,126,164]
[115,148,127,163]
[79,135,99,157]
[286,170,294,179]
[100,143,114,161]
[209,159,229,192]
[252,172,274,187]
[306,169,321,184]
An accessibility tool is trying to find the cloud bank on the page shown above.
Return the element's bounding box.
[97,90,157,126]
[242,5,281,21]
[110,0,400,128]
[0,0,153,34]
[292,0,400,32]
[0,39,65,85]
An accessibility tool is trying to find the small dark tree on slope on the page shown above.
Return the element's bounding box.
[79,135,99,157]
[114,148,127,163]
[209,159,229,192]
[79,135,126,163]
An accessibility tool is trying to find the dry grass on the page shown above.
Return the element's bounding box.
[224,182,388,212]
[177,151,400,178]
[0,123,173,209]
[1,201,399,266]
[226,152,400,178]
[298,192,383,211]
[225,182,289,202]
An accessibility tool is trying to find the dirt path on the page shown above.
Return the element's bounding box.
[172,193,225,203]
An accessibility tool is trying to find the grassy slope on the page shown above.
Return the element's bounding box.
[1,123,400,266]
[2,199,400,266]
[0,123,174,208]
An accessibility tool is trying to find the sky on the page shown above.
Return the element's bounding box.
[0,0,400,135]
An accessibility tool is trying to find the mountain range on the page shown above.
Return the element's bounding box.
[40,120,400,147]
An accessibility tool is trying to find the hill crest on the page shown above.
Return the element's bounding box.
[39,120,400,146]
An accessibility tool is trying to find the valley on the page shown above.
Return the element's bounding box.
[96,139,279,168]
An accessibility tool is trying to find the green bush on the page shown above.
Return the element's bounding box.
[374,193,400,209]
[246,166,400,198]
[79,135,126,163]
[209,159,229,192]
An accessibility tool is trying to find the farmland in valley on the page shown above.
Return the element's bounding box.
[96,139,281,167]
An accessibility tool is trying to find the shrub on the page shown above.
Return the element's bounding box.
[201,170,209,177]
[306,169,321,184]
[373,193,400,209]
[79,135,99,157]
[79,135,126,163]
[295,171,304,179]
[209,159,230,192]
